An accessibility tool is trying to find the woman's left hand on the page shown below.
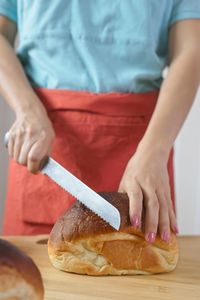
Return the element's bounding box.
[118,145,178,243]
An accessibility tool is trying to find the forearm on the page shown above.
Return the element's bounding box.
[121,49,199,240]
[0,32,55,172]
[139,49,200,156]
[0,34,46,116]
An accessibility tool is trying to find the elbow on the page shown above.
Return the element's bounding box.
[170,46,200,82]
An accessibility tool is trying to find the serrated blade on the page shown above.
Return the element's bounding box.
[41,158,121,230]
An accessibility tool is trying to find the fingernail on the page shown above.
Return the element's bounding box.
[172,225,179,234]
[161,231,170,243]
[145,232,156,243]
[131,216,140,228]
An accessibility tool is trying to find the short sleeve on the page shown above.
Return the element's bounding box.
[170,0,200,26]
[0,0,17,23]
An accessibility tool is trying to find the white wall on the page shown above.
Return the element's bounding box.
[0,90,200,235]
[175,87,200,235]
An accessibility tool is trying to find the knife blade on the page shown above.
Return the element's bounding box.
[4,132,121,230]
[41,158,121,230]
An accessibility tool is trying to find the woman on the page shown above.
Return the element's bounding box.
[0,1,200,243]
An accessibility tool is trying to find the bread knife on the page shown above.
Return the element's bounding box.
[4,132,121,230]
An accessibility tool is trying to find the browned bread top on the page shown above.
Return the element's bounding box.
[0,238,44,295]
[49,192,177,252]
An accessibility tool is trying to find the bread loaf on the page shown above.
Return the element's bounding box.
[48,192,179,276]
[0,239,44,299]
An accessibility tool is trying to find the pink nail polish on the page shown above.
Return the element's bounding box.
[146,232,156,243]
[172,225,179,234]
[132,216,140,228]
[161,232,170,243]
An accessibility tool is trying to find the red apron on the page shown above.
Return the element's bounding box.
[3,89,175,235]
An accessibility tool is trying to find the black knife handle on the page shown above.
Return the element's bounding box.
[39,156,49,170]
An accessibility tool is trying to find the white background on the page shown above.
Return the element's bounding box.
[0,89,200,235]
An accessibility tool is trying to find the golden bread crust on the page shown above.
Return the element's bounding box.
[48,192,179,276]
[0,239,44,299]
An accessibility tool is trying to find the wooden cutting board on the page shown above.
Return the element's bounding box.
[3,235,200,300]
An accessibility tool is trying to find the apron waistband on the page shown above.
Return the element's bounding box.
[35,88,159,117]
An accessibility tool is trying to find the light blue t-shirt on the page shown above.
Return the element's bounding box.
[0,0,200,93]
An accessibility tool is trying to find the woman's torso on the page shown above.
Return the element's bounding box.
[12,0,198,92]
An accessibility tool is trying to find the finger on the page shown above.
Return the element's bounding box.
[169,205,179,234]
[143,190,159,243]
[18,138,36,166]
[8,133,14,158]
[157,189,170,242]
[127,182,143,228]
[27,140,51,173]
[13,133,24,162]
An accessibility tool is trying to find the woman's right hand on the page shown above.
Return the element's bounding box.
[7,107,55,173]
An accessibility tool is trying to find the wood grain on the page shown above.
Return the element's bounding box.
[2,235,200,300]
